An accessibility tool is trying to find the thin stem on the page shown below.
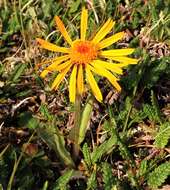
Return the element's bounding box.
[72,94,81,160]
[7,131,35,190]
[0,144,10,158]
[123,58,144,133]
[3,0,7,11]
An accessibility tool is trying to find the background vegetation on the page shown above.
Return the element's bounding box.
[0,0,170,189]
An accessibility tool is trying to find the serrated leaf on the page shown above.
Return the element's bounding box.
[128,108,147,127]
[138,160,148,177]
[91,130,117,163]
[102,162,116,190]
[53,170,74,190]
[82,143,92,169]
[154,122,170,148]
[146,60,168,89]
[147,162,170,189]
[87,170,97,190]
[143,104,158,122]
[118,96,132,122]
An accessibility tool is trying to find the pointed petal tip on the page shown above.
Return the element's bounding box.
[40,70,49,78]
[82,6,87,11]
[36,38,44,44]
[54,15,60,22]
[98,97,103,102]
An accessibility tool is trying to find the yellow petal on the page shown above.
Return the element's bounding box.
[100,48,135,57]
[36,38,69,53]
[69,65,77,103]
[55,16,73,46]
[51,64,71,90]
[92,19,115,44]
[54,60,72,71]
[91,60,123,74]
[86,65,103,102]
[88,64,121,92]
[77,64,84,95]
[105,56,139,64]
[98,32,125,49]
[40,55,69,78]
[40,70,49,78]
[81,7,88,40]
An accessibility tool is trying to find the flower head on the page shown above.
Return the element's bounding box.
[37,8,139,103]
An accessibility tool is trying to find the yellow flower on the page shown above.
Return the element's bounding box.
[36,8,139,103]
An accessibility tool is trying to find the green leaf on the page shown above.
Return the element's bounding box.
[37,124,75,168]
[145,59,168,89]
[0,184,3,190]
[87,170,97,190]
[154,122,170,148]
[82,143,92,169]
[143,104,158,123]
[78,98,93,144]
[17,112,43,132]
[147,161,170,189]
[149,1,159,24]
[91,129,117,163]
[128,108,147,127]
[53,170,74,190]
[27,117,39,129]
[9,63,27,82]
[102,162,116,190]
[69,0,81,13]
[40,103,54,121]
[138,160,148,177]
[42,181,48,190]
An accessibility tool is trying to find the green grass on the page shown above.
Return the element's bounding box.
[0,0,170,190]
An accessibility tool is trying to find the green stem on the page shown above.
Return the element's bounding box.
[123,58,144,133]
[72,94,81,160]
[7,131,35,190]
[0,144,10,158]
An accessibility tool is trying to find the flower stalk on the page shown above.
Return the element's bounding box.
[72,94,81,160]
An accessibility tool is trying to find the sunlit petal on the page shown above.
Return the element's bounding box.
[77,64,84,95]
[40,55,70,78]
[55,16,73,46]
[100,48,135,57]
[92,19,115,44]
[88,64,121,92]
[86,65,103,102]
[51,65,72,90]
[36,38,70,53]
[40,70,49,78]
[91,60,123,74]
[69,65,77,103]
[53,60,71,71]
[105,56,139,64]
[81,8,88,40]
[98,32,125,49]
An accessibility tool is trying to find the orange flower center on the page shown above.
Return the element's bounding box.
[70,40,98,64]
